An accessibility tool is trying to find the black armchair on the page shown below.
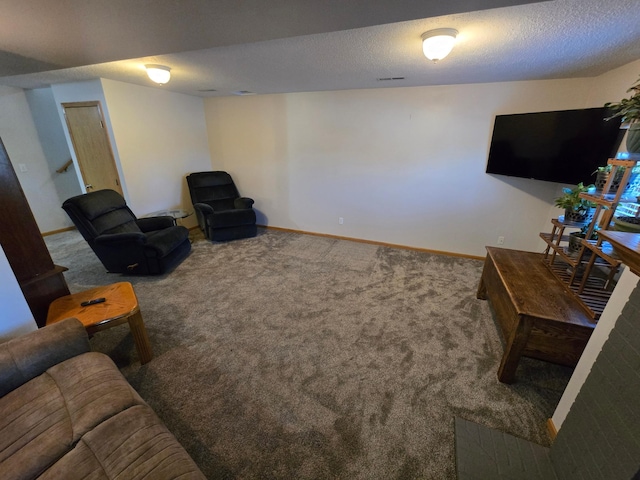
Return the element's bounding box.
[62,189,191,275]
[186,171,257,241]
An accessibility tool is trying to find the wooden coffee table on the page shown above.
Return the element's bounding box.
[477,247,595,383]
[46,282,153,364]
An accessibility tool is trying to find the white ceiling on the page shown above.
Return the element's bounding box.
[1,0,638,97]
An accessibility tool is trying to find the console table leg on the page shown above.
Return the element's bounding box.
[497,315,533,383]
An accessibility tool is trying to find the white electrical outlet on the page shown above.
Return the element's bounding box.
[339,217,344,225]
[497,236,505,245]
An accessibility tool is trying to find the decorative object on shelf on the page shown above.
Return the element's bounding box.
[605,75,640,154]
[612,215,640,233]
[555,182,595,223]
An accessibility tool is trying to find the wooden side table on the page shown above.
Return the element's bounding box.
[46,282,153,364]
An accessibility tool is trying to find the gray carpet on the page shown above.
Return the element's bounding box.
[45,228,572,479]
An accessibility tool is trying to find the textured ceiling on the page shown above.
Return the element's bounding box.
[0,0,541,75]
[1,0,638,97]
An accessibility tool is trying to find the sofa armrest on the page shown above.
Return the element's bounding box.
[234,197,255,209]
[136,216,175,232]
[0,318,90,397]
[193,202,215,215]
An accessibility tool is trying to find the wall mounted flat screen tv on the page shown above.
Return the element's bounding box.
[486,107,624,185]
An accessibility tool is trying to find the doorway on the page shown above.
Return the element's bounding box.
[62,101,123,195]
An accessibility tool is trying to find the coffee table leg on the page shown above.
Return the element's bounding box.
[476,257,490,300]
[497,315,533,384]
[128,311,153,365]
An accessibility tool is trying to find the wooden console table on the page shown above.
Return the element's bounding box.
[477,247,596,383]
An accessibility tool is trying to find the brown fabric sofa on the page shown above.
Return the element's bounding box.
[0,318,206,480]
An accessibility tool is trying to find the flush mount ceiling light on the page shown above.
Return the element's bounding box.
[145,64,171,84]
[421,28,458,62]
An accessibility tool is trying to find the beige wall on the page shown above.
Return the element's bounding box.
[204,77,604,256]
[0,244,37,342]
[100,79,212,224]
[0,86,73,232]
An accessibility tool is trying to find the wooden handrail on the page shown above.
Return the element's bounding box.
[56,159,73,173]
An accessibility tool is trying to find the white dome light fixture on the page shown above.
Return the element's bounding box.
[421,28,458,62]
[145,64,171,84]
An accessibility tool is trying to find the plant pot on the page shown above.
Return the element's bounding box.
[626,126,640,154]
[594,169,624,192]
[568,232,585,253]
[567,231,593,261]
[612,216,640,233]
[564,207,590,224]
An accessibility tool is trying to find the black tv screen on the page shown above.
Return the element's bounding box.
[486,107,624,184]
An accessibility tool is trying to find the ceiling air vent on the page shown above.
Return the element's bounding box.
[232,90,256,96]
[376,77,406,82]
[198,89,217,92]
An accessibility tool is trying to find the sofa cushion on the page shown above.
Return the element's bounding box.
[0,352,145,480]
[47,352,146,441]
[0,374,71,480]
[39,405,206,480]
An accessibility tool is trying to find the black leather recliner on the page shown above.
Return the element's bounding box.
[62,189,191,275]
[186,171,257,241]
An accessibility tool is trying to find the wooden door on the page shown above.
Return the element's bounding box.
[62,101,123,195]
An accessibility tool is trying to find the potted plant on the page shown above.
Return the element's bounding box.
[555,182,595,223]
[592,165,624,192]
[568,224,598,255]
[591,164,640,193]
[612,215,640,233]
[605,75,640,154]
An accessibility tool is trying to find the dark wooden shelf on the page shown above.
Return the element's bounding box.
[1,138,70,327]
[539,232,612,269]
[579,192,638,209]
[20,265,69,288]
[608,159,637,168]
[544,259,613,320]
[539,158,638,320]
[581,239,620,266]
[554,216,589,228]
